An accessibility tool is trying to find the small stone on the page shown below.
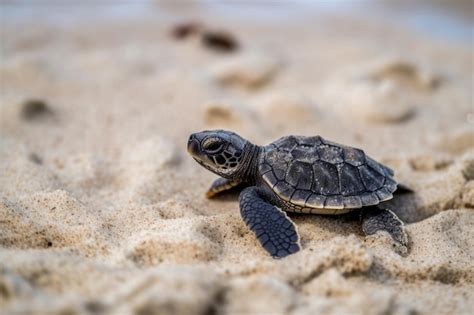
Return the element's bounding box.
[20,99,53,120]
[28,153,43,165]
[201,30,238,52]
[170,21,203,39]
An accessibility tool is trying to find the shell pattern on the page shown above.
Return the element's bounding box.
[259,135,398,214]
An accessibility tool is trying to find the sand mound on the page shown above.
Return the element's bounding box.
[0,190,108,256]
[126,218,222,265]
[320,56,443,124]
[254,92,318,130]
[209,52,280,89]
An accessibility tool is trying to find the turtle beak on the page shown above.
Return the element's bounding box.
[187,134,201,156]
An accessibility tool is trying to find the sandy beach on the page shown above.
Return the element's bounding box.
[1,2,473,314]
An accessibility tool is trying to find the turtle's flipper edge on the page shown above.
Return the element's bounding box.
[206,177,241,198]
[239,187,301,258]
[361,207,408,247]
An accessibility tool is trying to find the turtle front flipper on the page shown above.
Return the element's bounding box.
[239,187,301,258]
[361,207,408,247]
[206,177,242,198]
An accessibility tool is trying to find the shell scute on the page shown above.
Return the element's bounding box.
[260,135,397,210]
[318,145,344,164]
[286,161,313,190]
[259,162,272,174]
[274,135,299,152]
[366,156,387,176]
[273,162,288,181]
[311,161,340,195]
[290,190,312,204]
[306,194,326,208]
[274,181,294,199]
[358,164,385,191]
[343,195,363,208]
[360,193,380,206]
[339,163,366,196]
[297,136,323,147]
[343,147,366,167]
[325,196,345,209]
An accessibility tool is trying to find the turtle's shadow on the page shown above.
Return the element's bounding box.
[384,192,429,224]
[210,188,364,241]
[210,187,422,238]
[289,211,364,239]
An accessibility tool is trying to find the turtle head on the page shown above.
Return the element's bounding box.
[187,130,252,179]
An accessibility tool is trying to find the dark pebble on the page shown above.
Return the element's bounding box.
[201,30,238,52]
[170,21,203,39]
[20,99,53,120]
[28,152,43,165]
[84,300,108,314]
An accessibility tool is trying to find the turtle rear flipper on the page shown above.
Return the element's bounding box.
[239,187,301,258]
[361,207,408,247]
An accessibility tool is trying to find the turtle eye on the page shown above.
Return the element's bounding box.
[203,138,223,153]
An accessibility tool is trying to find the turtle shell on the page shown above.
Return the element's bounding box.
[259,135,397,210]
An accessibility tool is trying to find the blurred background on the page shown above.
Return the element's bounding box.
[1,1,473,315]
[1,0,472,148]
[2,1,473,39]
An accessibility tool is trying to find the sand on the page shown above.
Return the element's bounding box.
[1,3,473,315]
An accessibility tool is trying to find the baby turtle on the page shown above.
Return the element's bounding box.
[188,130,409,258]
